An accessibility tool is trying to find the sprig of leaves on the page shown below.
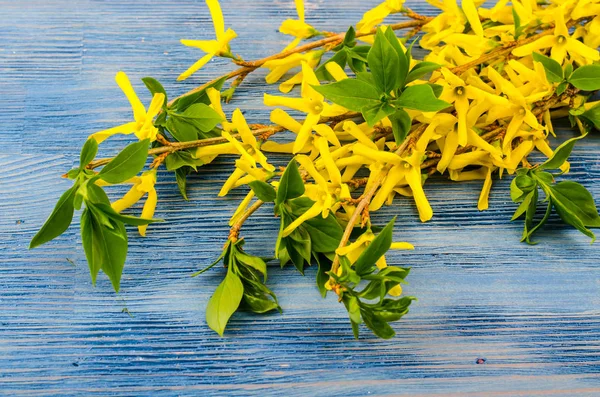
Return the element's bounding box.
[202,239,280,336]
[533,53,600,94]
[313,27,447,145]
[511,135,600,243]
[30,138,161,291]
[331,218,416,339]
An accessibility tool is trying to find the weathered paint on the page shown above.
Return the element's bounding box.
[1,0,600,395]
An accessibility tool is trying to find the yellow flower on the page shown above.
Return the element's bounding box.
[486,67,542,153]
[262,50,322,86]
[264,61,347,153]
[177,0,237,81]
[438,67,508,147]
[512,12,600,64]
[356,0,405,42]
[90,72,164,144]
[279,0,319,51]
[112,169,157,237]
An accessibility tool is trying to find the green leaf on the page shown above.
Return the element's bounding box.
[236,251,268,281]
[303,214,343,253]
[405,62,442,84]
[568,65,600,90]
[394,85,451,112]
[30,184,78,249]
[315,253,332,298]
[368,28,401,93]
[249,180,277,202]
[175,167,191,201]
[389,109,412,145]
[564,62,574,79]
[166,116,198,142]
[80,139,98,168]
[94,202,162,226]
[580,102,600,131]
[98,139,149,184]
[556,81,568,95]
[206,268,244,336]
[532,53,563,84]
[383,27,409,88]
[312,79,382,112]
[344,295,362,324]
[343,26,356,46]
[192,242,230,277]
[551,181,600,227]
[550,190,595,241]
[361,308,395,339]
[512,190,535,221]
[80,208,128,291]
[276,159,305,205]
[170,103,223,133]
[174,76,227,111]
[164,150,204,171]
[539,134,586,171]
[512,7,523,39]
[362,102,396,127]
[142,77,168,108]
[240,275,280,314]
[353,217,396,276]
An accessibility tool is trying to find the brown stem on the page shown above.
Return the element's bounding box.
[229,200,264,242]
[165,19,431,109]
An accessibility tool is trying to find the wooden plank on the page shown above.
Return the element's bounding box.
[1,0,600,395]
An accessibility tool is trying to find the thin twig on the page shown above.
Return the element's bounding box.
[229,200,264,242]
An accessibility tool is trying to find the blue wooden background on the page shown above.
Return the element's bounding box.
[1,0,600,395]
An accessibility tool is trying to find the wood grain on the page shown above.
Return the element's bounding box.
[1,0,600,395]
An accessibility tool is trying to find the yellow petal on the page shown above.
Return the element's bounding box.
[325,62,349,81]
[229,191,255,226]
[112,185,145,213]
[390,242,414,250]
[219,167,246,196]
[279,71,303,93]
[222,131,257,166]
[405,167,433,222]
[437,128,459,173]
[313,123,341,147]
[180,39,220,53]
[343,121,378,150]
[512,35,555,57]
[207,87,227,120]
[293,113,320,153]
[370,165,406,211]
[263,94,313,114]
[352,142,402,165]
[462,0,483,36]
[195,142,237,158]
[455,95,469,147]
[90,122,138,143]
[206,0,225,40]
[295,0,305,21]
[296,154,329,189]
[177,53,214,81]
[138,188,157,236]
[477,167,492,211]
[270,108,302,133]
[317,137,342,186]
[282,202,323,236]
[388,284,403,296]
[231,108,257,147]
[115,71,146,124]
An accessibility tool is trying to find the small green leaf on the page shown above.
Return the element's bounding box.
[312,79,382,112]
[394,85,451,112]
[164,150,204,171]
[512,190,535,221]
[170,103,223,133]
[315,253,332,298]
[344,295,362,324]
[556,81,568,95]
[389,109,412,145]
[532,53,563,84]
[175,167,191,201]
[142,77,168,108]
[538,134,586,171]
[80,139,98,168]
[249,180,276,202]
[361,308,395,339]
[383,27,409,88]
[30,184,78,249]
[205,268,244,336]
[551,181,600,227]
[368,28,401,93]
[80,207,128,291]
[98,139,149,184]
[302,213,343,253]
[580,102,600,131]
[362,102,396,127]
[276,159,305,205]
[405,62,442,84]
[353,217,396,276]
[174,76,227,111]
[236,251,268,281]
[569,65,600,90]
